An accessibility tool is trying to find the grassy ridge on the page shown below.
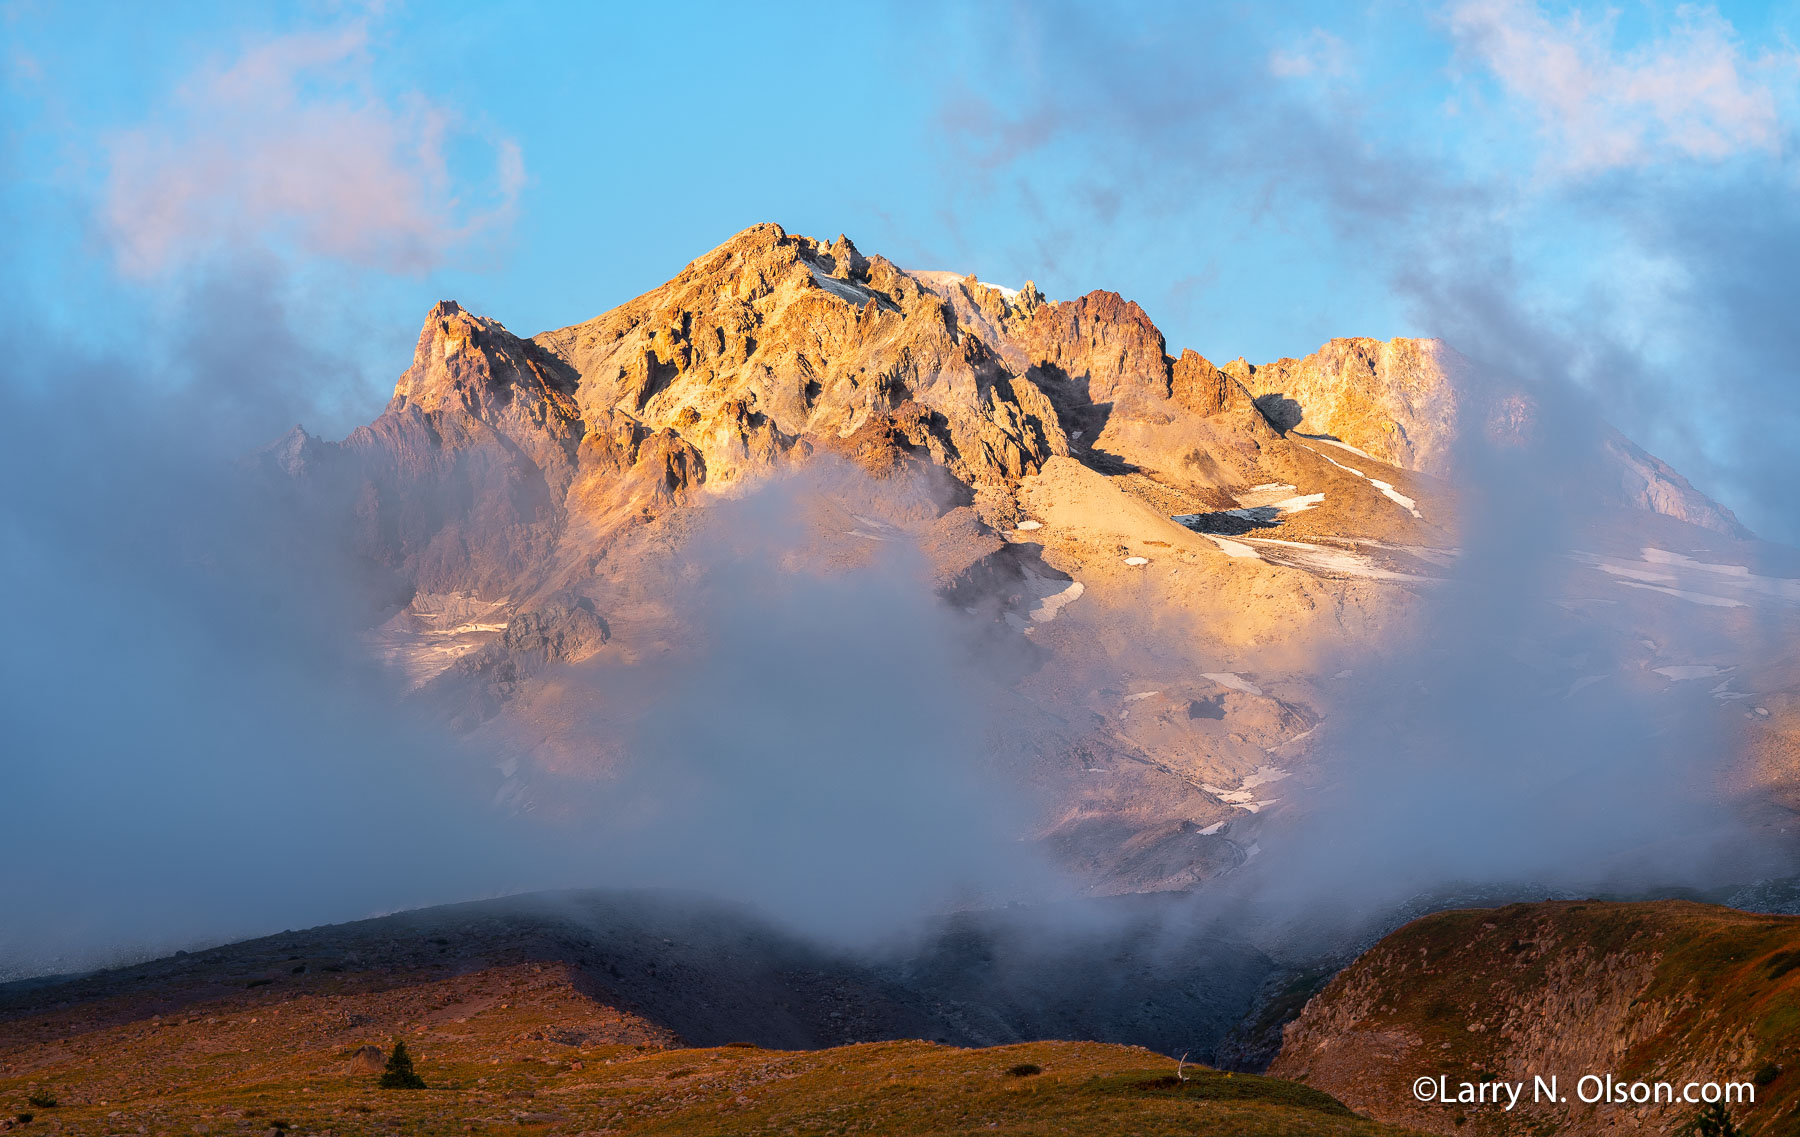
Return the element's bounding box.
[0,1037,1418,1136]
[0,945,1416,1136]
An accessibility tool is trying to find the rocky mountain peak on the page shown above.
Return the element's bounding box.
[1171,348,1247,416]
[290,224,1754,605]
[390,300,579,425]
[1234,336,1452,474]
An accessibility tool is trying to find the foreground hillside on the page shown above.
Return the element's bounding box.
[0,892,1400,1136]
[0,1036,1406,1137]
[1270,900,1800,1136]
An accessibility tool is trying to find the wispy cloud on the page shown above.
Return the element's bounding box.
[1268,28,1351,81]
[1449,0,1796,174]
[102,21,523,278]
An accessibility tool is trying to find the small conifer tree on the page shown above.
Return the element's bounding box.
[1680,1102,1741,1137]
[378,1038,427,1089]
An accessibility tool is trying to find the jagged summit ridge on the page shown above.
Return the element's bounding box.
[281,222,1748,601]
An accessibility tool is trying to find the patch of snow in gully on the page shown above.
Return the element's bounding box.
[1302,445,1423,519]
[1021,566,1084,622]
[1204,534,1261,558]
[1581,548,1800,607]
[1653,664,1729,680]
[1201,672,1264,696]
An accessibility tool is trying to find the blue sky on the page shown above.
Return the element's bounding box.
[5,0,1800,534]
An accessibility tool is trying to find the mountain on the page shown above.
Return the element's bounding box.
[1269,899,1800,1136]
[273,223,1800,893]
[12,223,1799,1136]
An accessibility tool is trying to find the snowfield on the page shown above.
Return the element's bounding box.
[1580,548,1800,608]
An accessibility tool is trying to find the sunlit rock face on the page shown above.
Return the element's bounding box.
[275,223,1794,896]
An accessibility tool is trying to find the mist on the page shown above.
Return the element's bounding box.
[0,295,1059,973]
[1230,357,1783,951]
[463,464,1060,946]
[917,0,1800,941]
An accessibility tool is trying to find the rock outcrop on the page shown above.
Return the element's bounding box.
[1231,337,1454,475]
[1269,900,1800,1136]
[534,224,1073,494]
[1171,348,1246,416]
[1604,431,1749,537]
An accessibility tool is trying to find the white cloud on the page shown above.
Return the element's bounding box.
[103,22,523,278]
[1269,29,1351,81]
[1449,0,1796,174]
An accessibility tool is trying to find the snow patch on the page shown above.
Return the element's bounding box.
[1201,672,1263,696]
[1641,548,1754,578]
[1199,776,1282,812]
[1205,535,1260,559]
[1258,493,1324,515]
[367,592,512,689]
[1614,580,1749,608]
[1239,764,1290,790]
[808,267,877,306]
[1021,567,1084,622]
[1303,445,1422,518]
[1595,564,1678,584]
[1240,537,1436,581]
[1653,664,1728,680]
[1581,548,1800,608]
[1311,435,1382,462]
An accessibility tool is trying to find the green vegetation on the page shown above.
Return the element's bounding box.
[1678,1102,1742,1137]
[377,1039,426,1090]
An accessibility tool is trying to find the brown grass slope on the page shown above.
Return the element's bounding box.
[0,893,1407,1137]
[0,1035,1420,1137]
[0,890,1347,1134]
[1269,900,1800,1136]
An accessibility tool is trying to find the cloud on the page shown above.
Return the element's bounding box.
[575,467,1054,945]
[102,22,523,278]
[905,1,1800,945]
[1449,0,1796,174]
[1268,29,1351,81]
